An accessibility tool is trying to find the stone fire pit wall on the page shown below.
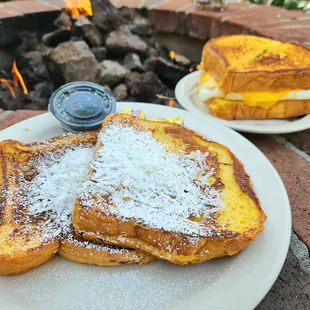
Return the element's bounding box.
[1,0,310,47]
[0,1,309,310]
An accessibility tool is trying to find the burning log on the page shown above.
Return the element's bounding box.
[125,71,173,104]
[153,57,189,89]
[43,29,71,48]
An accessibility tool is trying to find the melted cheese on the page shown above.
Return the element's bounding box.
[226,90,291,109]
[198,71,309,110]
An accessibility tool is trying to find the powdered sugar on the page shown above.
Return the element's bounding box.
[27,147,93,235]
[12,141,133,254]
[79,124,224,237]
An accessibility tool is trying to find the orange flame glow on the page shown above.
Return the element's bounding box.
[169,50,176,60]
[189,68,193,72]
[12,61,28,95]
[0,79,16,99]
[168,99,174,107]
[64,0,92,17]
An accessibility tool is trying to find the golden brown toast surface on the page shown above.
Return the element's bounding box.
[73,114,266,264]
[0,133,152,275]
[206,98,310,120]
[202,35,310,92]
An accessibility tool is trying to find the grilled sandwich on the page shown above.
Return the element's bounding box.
[73,114,266,264]
[198,35,310,120]
[0,133,153,275]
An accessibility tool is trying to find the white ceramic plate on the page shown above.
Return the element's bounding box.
[0,102,291,310]
[175,71,310,134]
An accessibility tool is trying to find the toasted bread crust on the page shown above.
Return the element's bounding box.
[76,229,251,265]
[0,133,153,275]
[58,235,153,266]
[206,98,310,120]
[73,114,266,264]
[202,35,310,92]
[0,241,59,275]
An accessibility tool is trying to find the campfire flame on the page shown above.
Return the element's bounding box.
[169,50,176,60]
[12,61,28,95]
[0,79,16,99]
[64,0,93,17]
[0,61,28,99]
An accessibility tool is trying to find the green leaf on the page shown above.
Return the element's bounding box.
[286,3,299,10]
[248,0,264,3]
[271,0,285,7]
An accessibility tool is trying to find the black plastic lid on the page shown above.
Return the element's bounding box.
[49,82,116,132]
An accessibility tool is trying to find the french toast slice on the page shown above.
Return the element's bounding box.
[0,133,153,275]
[206,97,310,120]
[73,114,266,264]
[202,35,310,92]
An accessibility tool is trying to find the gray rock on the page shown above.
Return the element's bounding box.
[34,82,53,99]
[130,16,152,36]
[124,53,143,71]
[118,7,137,23]
[144,56,157,71]
[90,0,120,33]
[91,47,107,62]
[125,71,168,103]
[74,15,102,47]
[113,84,128,101]
[54,12,72,30]
[46,41,97,87]
[96,60,128,87]
[106,29,148,57]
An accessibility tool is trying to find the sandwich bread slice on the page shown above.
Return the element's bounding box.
[198,35,310,120]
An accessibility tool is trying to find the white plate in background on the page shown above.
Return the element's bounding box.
[0,102,291,310]
[175,71,310,134]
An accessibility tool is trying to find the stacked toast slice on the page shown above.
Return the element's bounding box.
[73,114,266,264]
[0,133,153,275]
[0,113,266,274]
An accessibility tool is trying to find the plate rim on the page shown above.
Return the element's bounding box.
[0,102,291,310]
[175,71,310,134]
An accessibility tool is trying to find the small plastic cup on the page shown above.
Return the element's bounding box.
[49,82,116,132]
